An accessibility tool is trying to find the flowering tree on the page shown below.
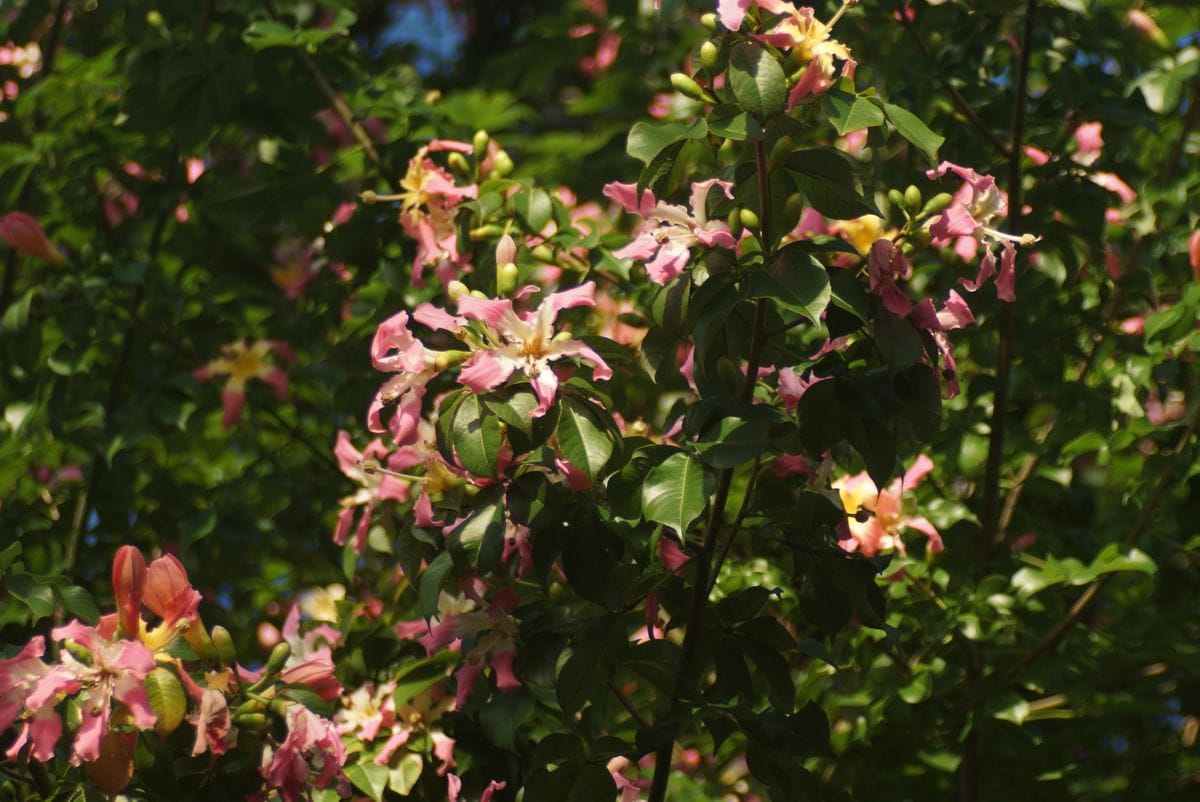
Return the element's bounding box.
[2,1,1199,801]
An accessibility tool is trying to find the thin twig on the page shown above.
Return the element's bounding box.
[607,680,650,728]
[895,2,1011,157]
[706,455,762,597]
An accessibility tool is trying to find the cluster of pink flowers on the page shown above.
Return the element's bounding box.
[833,455,943,557]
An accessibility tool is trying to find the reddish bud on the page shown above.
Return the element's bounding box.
[1188,230,1200,282]
[111,546,147,638]
[0,211,65,265]
[144,554,202,628]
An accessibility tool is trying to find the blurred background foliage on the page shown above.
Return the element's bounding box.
[2,0,1199,799]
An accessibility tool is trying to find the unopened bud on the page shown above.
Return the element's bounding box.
[727,209,743,236]
[1018,233,1039,247]
[495,234,517,267]
[670,73,714,104]
[360,190,378,204]
[211,625,237,667]
[469,290,488,299]
[887,188,906,211]
[112,545,146,639]
[767,136,794,171]
[234,712,268,731]
[473,129,490,155]
[784,192,805,220]
[235,699,266,717]
[497,262,520,295]
[447,152,470,176]
[64,639,93,666]
[920,192,955,218]
[739,208,760,230]
[265,641,291,675]
[470,224,505,241]
[492,150,514,177]
[447,280,470,301]
[700,12,719,30]
[700,41,720,73]
[531,244,555,263]
[435,350,471,370]
[904,185,922,212]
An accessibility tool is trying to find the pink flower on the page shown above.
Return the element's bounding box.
[778,366,825,413]
[604,180,736,284]
[757,3,855,105]
[832,455,943,557]
[717,0,754,30]
[174,666,235,757]
[926,161,1038,302]
[1072,122,1104,166]
[448,774,506,802]
[1188,230,1200,282]
[1,211,65,265]
[144,554,202,631]
[333,430,412,553]
[419,589,521,709]
[1023,146,1050,166]
[1,637,59,763]
[193,340,293,428]
[1090,171,1136,204]
[454,283,613,415]
[261,706,346,802]
[28,621,158,765]
[280,651,344,704]
[368,310,444,444]
[112,545,147,639]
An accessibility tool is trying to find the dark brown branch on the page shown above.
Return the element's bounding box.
[607,680,650,728]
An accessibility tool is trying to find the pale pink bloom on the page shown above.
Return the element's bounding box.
[832,455,943,557]
[759,3,855,105]
[29,620,158,765]
[393,143,478,287]
[261,706,346,802]
[1125,8,1169,46]
[193,340,293,428]
[333,430,411,553]
[579,30,621,76]
[840,128,869,155]
[448,774,506,802]
[1189,230,1200,282]
[1023,146,1051,166]
[867,239,914,317]
[419,588,521,709]
[501,518,534,577]
[368,310,441,444]
[280,651,343,704]
[718,0,754,30]
[608,756,652,802]
[175,666,235,757]
[909,290,977,333]
[592,290,647,347]
[604,179,736,284]
[1146,388,1187,426]
[1,637,59,763]
[1,211,65,265]
[1091,171,1136,204]
[1072,122,1104,166]
[927,161,1038,302]
[454,283,613,416]
[778,366,825,413]
[1118,315,1145,335]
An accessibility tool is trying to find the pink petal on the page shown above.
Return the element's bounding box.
[602,182,657,216]
[458,351,517,394]
[491,650,521,692]
[457,296,516,329]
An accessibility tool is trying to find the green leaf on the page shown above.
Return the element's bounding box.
[243,9,357,51]
[418,552,454,619]
[447,495,505,572]
[480,688,534,750]
[729,43,788,120]
[787,148,880,219]
[391,656,453,708]
[641,451,708,535]
[695,406,773,469]
[388,754,423,795]
[707,104,764,141]
[55,585,100,624]
[626,119,707,164]
[345,762,389,802]
[749,248,831,324]
[823,90,885,136]
[451,394,502,477]
[5,572,55,621]
[512,187,554,233]
[556,397,615,481]
[882,102,944,163]
[525,761,618,802]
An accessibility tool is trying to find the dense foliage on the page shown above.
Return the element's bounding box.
[2,1,1199,800]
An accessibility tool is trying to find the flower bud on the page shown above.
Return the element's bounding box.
[920,192,955,218]
[435,350,472,371]
[211,625,237,667]
[700,41,720,72]
[1,211,65,265]
[447,151,470,176]
[473,129,490,155]
[739,208,760,230]
[234,712,268,731]
[727,209,743,236]
[235,699,266,717]
[700,12,718,30]
[531,244,555,263]
[447,280,470,301]
[265,641,292,675]
[887,188,906,211]
[497,262,520,295]
[1125,9,1170,49]
[904,185,922,212]
[768,136,794,171]
[495,234,517,267]
[784,192,805,221]
[492,150,514,177]
[145,554,201,628]
[670,73,714,104]
[360,190,378,204]
[111,545,147,639]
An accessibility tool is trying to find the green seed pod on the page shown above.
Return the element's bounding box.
[887,188,906,211]
[145,667,187,736]
[921,192,955,218]
[670,73,713,104]
[497,262,520,295]
[492,150,514,177]
[700,41,720,73]
[472,129,490,155]
[264,642,291,676]
[211,626,237,667]
[904,184,922,212]
[739,207,761,230]
[700,12,719,30]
